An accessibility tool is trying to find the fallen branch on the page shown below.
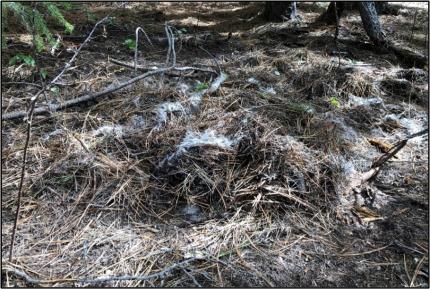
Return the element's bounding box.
[369,128,428,180]
[338,128,428,224]
[3,258,198,285]
[2,66,221,121]
[109,58,217,75]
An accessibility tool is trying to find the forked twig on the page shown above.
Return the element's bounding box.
[165,24,176,67]
[167,25,176,66]
[369,128,428,180]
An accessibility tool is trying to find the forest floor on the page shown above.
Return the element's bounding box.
[1,2,429,287]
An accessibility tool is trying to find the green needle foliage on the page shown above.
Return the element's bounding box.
[2,2,74,52]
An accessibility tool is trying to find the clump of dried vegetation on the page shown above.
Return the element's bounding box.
[1,2,428,287]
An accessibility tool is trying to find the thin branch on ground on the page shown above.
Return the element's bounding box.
[110,58,217,75]
[199,46,221,75]
[2,258,199,285]
[369,128,429,180]
[2,65,221,121]
[2,82,43,88]
[182,269,203,287]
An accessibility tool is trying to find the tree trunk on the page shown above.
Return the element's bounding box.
[264,1,297,21]
[357,2,386,46]
[317,2,345,24]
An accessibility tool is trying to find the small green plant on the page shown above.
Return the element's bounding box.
[194,82,209,92]
[61,2,73,11]
[8,53,36,67]
[329,97,340,108]
[123,38,136,50]
[175,27,187,36]
[50,85,60,96]
[286,101,315,114]
[40,68,48,79]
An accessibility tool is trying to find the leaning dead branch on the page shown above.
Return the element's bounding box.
[7,8,121,262]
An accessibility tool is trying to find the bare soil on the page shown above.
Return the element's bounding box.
[1,2,428,287]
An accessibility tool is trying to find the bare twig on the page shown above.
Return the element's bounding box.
[3,257,198,285]
[78,257,198,284]
[7,6,122,263]
[134,26,153,71]
[165,24,172,66]
[165,24,176,67]
[182,269,202,287]
[2,266,46,285]
[2,66,219,121]
[167,26,176,66]
[110,58,217,75]
[410,255,426,287]
[199,46,221,75]
[371,129,428,171]
[2,82,43,88]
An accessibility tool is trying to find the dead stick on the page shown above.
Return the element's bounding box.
[372,129,428,169]
[110,58,217,75]
[369,129,428,181]
[2,66,216,121]
[3,258,198,285]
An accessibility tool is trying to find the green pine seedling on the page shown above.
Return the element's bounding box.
[329,97,340,108]
[8,53,36,67]
[194,82,209,92]
[123,38,136,50]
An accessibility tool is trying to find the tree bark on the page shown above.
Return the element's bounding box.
[357,2,386,46]
[264,1,297,21]
[317,2,345,24]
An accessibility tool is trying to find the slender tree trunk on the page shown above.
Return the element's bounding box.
[357,1,386,46]
[317,2,345,24]
[264,1,297,21]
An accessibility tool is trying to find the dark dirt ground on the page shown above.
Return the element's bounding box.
[1,2,429,287]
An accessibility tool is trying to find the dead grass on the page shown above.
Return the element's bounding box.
[1,2,428,287]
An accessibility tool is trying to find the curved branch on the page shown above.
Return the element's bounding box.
[134,26,153,71]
